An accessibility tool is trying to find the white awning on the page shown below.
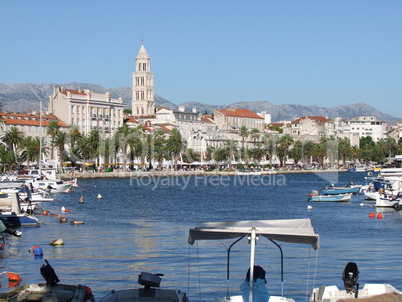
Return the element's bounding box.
[188,219,320,250]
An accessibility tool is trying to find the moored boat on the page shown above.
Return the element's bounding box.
[99,272,188,302]
[0,189,40,226]
[0,260,94,302]
[309,192,353,202]
[321,186,360,195]
[310,262,402,302]
[188,219,320,302]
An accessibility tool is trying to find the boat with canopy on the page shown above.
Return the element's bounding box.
[188,219,320,302]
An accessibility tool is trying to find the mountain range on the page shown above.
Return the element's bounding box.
[0,82,400,123]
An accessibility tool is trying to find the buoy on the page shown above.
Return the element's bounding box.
[307,205,313,210]
[43,210,48,215]
[59,217,68,223]
[50,239,64,246]
[97,194,102,199]
[6,271,21,281]
[360,203,364,206]
[309,193,313,196]
[61,206,66,212]
[65,208,70,212]
[70,220,84,225]
[29,245,43,256]
[377,213,383,219]
[79,196,84,203]
[369,212,376,218]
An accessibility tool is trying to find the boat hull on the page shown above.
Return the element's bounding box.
[99,288,187,302]
[322,187,360,195]
[310,284,402,302]
[310,194,352,202]
[0,283,90,302]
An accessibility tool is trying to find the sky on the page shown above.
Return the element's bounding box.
[1,0,401,117]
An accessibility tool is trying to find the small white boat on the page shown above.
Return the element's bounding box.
[310,262,402,302]
[31,179,72,193]
[309,191,352,202]
[375,192,401,207]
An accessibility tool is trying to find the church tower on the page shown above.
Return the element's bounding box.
[132,44,155,116]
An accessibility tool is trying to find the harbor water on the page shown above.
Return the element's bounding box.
[1,171,401,302]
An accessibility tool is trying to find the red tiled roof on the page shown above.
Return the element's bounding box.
[60,89,86,96]
[0,112,68,127]
[292,116,332,124]
[216,108,263,119]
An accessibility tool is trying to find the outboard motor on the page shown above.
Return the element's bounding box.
[342,262,359,297]
[138,272,164,296]
[40,259,60,285]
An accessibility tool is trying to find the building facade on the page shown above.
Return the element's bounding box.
[48,86,125,137]
[214,108,265,131]
[132,44,155,117]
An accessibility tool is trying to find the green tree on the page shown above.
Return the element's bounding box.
[337,137,351,167]
[289,140,303,165]
[224,139,238,168]
[166,128,186,171]
[275,134,294,166]
[76,136,94,169]
[1,126,25,154]
[116,124,135,170]
[239,126,249,149]
[46,120,60,159]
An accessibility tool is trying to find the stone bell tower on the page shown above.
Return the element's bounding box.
[132,43,155,117]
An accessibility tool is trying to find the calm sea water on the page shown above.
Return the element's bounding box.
[1,171,401,302]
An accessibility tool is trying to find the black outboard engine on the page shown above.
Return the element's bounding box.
[138,272,164,296]
[342,262,359,297]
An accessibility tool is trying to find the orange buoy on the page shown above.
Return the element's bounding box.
[43,210,48,215]
[6,271,21,281]
[377,213,383,219]
[65,209,70,212]
[369,212,376,218]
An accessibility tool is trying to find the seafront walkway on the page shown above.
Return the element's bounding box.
[57,169,348,180]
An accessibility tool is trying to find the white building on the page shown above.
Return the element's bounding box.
[48,86,125,137]
[335,116,388,144]
[132,44,155,117]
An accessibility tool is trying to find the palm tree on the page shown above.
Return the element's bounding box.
[337,137,351,167]
[68,124,81,150]
[262,134,275,165]
[224,139,238,168]
[275,134,294,167]
[46,120,60,159]
[1,126,25,154]
[20,136,35,168]
[239,126,249,149]
[116,124,135,171]
[76,136,94,170]
[302,140,316,166]
[289,140,303,166]
[166,128,186,171]
[250,128,260,145]
[350,145,361,165]
[55,131,68,169]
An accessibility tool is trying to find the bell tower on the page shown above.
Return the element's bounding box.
[132,43,155,116]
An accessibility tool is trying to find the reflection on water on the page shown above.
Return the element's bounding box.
[0,172,401,302]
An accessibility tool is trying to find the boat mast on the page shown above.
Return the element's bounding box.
[39,100,42,178]
[248,227,257,302]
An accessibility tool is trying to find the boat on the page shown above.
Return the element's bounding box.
[310,262,402,301]
[21,168,73,194]
[0,260,94,302]
[99,272,188,302]
[188,219,320,302]
[31,179,73,194]
[374,192,401,208]
[379,156,402,178]
[309,191,353,202]
[0,189,40,226]
[320,184,360,195]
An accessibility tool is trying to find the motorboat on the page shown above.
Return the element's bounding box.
[99,272,188,302]
[320,184,360,195]
[374,192,401,208]
[188,219,320,302]
[0,188,40,226]
[0,260,94,302]
[310,262,402,301]
[31,179,72,194]
[309,191,352,202]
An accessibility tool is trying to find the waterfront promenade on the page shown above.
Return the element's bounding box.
[57,168,348,180]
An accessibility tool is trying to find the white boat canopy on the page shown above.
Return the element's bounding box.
[188,218,320,250]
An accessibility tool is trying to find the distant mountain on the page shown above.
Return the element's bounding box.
[0,83,400,122]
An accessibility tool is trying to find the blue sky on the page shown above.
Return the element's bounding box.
[1,0,401,117]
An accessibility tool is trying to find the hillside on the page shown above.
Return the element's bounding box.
[0,82,400,122]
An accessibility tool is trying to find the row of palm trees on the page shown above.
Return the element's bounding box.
[1,121,401,173]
